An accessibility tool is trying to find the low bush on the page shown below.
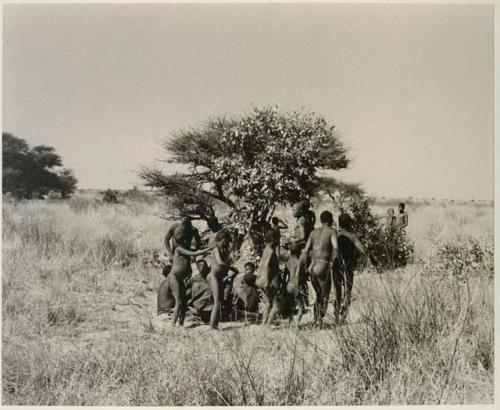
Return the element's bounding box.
[424,235,494,278]
[345,197,414,271]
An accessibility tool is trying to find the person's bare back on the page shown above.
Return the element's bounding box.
[256,245,280,289]
[303,211,339,326]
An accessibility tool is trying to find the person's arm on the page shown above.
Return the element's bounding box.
[283,265,290,283]
[277,218,288,229]
[294,218,306,244]
[163,224,177,260]
[330,231,339,260]
[176,245,214,257]
[191,227,201,250]
[302,234,313,256]
[344,231,366,255]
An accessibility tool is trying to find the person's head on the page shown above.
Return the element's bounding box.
[195,259,210,277]
[244,261,255,275]
[398,203,405,213]
[216,229,231,249]
[265,229,278,247]
[243,272,257,287]
[292,201,308,218]
[207,216,221,233]
[180,215,192,226]
[387,208,395,216]
[339,212,353,231]
[320,210,333,226]
[288,242,301,257]
[271,217,279,227]
[174,225,190,247]
[306,209,316,225]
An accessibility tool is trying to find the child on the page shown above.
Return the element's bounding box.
[256,230,281,325]
[270,216,288,258]
[208,230,238,329]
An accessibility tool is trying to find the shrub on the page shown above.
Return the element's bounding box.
[424,235,493,278]
[102,190,119,204]
[345,196,414,271]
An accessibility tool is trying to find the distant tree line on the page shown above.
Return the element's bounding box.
[2,133,78,199]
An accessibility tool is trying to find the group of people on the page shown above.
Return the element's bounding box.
[383,202,409,231]
[155,201,409,330]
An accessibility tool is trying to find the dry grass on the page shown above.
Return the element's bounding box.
[2,193,494,405]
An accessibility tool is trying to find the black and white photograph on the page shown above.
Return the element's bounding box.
[1,0,495,406]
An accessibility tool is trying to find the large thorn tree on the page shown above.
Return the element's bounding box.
[140,106,352,254]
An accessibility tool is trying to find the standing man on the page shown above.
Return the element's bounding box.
[395,203,409,231]
[289,201,314,253]
[289,201,314,308]
[164,216,201,262]
[302,211,339,328]
[336,213,367,322]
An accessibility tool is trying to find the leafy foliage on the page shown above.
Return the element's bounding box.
[2,133,78,199]
[140,106,349,251]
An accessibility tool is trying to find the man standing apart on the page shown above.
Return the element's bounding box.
[395,202,409,231]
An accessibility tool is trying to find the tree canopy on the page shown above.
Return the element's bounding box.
[140,106,353,251]
[2,133,78,199]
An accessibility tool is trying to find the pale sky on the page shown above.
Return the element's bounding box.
[3,3,493,200]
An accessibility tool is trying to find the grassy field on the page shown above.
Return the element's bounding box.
[2,193,494,405]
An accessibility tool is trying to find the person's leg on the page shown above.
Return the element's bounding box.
[332,260,343,323]
[320,271,332,322]
[177,278,187,326]
[342,267,354,320]
[261,290,271,325]
[209,276,222,329]
[169,275,181,327]
[295,296,304,324]
[310,273,322,325]
[267,291,280,325]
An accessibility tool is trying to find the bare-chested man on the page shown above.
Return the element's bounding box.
[256,230,281,325]
[302,210,339,327]
[288,202,314,308]
[168,228,213,327]
[164,216,201,262]
[290,201,313,251]
[395,203,408,231]
[336,213,367,322]
[208,230,238,329]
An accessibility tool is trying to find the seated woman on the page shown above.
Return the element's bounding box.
[188,258,214,323]
[232,262,260,322]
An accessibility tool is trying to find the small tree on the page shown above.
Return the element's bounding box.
[55,168,78,199]
[2,133,78,199]
[102,189,119,204]
[140,106,349,253]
